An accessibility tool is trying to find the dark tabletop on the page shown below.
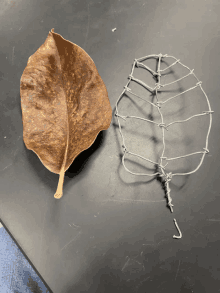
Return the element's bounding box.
[1,0,220,292]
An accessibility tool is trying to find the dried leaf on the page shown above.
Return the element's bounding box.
[20,28,112,199]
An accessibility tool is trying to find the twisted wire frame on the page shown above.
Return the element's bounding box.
[115,53,214,239]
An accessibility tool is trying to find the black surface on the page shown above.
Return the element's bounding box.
[1,0,220,292]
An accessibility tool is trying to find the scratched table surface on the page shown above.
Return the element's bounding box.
[1,0,220,292]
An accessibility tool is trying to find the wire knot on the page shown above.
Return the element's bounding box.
[164,172,173,182]
[155,101,162,108]
[158,123,168,130]
[128,74,133,80]
[134,59,138,66]
[122,145,127,153]
[203,148,209,154]
[190,69,194,74]
[158,53,163,58]
[203,110,214,114]
[154,83,161,91]
[161,157,167,160]
[154,72,161,77]
[196,81,202,86]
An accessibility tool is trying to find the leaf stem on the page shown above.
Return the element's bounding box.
[54,168,65,199]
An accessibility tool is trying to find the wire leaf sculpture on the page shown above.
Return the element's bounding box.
[115,53,214,239]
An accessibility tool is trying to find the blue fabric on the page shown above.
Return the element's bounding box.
[0,222,50,293]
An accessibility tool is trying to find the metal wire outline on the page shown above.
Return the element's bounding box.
[115,53,214,237]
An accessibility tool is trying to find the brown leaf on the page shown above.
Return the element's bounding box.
[20,28,112,199]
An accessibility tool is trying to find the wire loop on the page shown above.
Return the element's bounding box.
[203,148,209,154]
